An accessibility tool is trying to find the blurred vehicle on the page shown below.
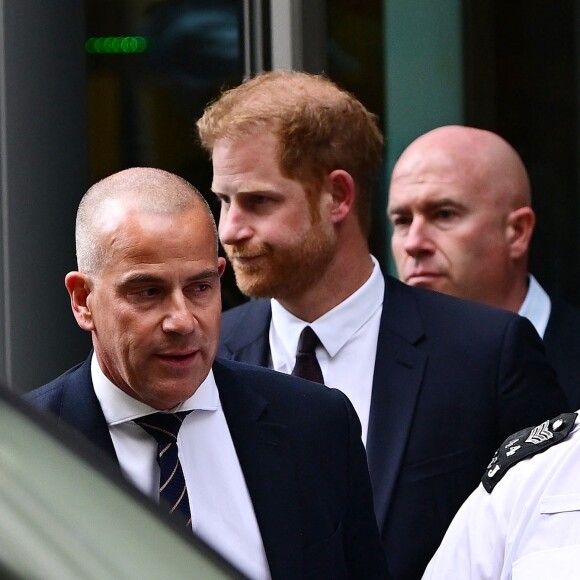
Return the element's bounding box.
[0,385,244,579]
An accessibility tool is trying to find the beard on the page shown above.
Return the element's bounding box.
[223,221,337,301]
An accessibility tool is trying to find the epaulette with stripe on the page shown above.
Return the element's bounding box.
[482,412,577,493]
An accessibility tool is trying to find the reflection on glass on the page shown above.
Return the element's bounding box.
[86,0,246,308]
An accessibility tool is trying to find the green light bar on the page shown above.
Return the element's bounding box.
[85,36,148,54]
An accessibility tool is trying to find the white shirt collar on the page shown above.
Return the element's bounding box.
[518,274,552,338]
[270,255,384,359]
[91,353,219,426]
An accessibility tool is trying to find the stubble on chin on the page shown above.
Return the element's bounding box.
[225,218,337,301]
[230,245,334,302]
[230,261,287,299]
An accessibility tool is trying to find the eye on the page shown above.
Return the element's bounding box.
[184,281,215,297]
[241,194,273,210]
[237,193,277,214]
[436,208,456,219]
[390,214,411,228]
[136,287,160,298]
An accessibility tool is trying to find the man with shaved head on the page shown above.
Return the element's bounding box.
[388,125,580,408]
[26,167,390,579]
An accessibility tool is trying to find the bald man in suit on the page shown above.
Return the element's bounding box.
[388,125,580,410]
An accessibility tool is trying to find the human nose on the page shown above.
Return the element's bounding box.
[403,217,435,258]
[162,292,196,335]
[219,200,253,245]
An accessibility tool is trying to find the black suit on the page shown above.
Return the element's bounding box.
[26,356,389,580]
[543,297,580,409]
[218,275,567,580]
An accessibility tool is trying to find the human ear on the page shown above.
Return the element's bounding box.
[506,207,535,259]
[65,271,95,331]
[326,169,356,224]
[217,257,226,277]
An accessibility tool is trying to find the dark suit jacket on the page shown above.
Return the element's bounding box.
[218,275,567,580]
[544,297,580,410]
[26,357,389,580]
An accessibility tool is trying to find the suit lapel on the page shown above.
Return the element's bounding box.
[219,300,271,366]
[57,356,118,461]
[366,277,427,531]
[220,282,429,540]
[213,361,302,580]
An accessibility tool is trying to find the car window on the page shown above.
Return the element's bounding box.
[0,386,244,579]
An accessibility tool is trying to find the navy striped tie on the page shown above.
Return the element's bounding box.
[134,411,192,526]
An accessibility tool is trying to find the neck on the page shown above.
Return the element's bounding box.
[500,278,530,313]
[486,267,530,313]
[277,239,374,322]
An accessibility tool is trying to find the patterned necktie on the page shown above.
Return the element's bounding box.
[291,326,324,384]
[134,411,192,526]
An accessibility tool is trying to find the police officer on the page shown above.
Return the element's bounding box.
[423,411,580,579]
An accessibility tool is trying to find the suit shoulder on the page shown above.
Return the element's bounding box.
[221,299,270,322]
[422,286,515,320]
[482,412,578,493]
[543,298,580,408]
[213,359,358,444]
[546,298,580,340]
[214,358,347,407]
[26,360,87,407]
[550,297,580,318]
[387,274,514,318]
[214,357,335,392]
[390,276,522,335]
[220,299,271,336]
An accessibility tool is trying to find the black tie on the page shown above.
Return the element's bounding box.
[134,411,192,526]
[291,326,324,384]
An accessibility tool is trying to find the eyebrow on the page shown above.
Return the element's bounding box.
[212,184,275,197]
[388,197,465,215]
[120,269,220,287]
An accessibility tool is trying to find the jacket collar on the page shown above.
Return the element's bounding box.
[58,355,119,462]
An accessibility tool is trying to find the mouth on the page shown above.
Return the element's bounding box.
[230,254,266,268]
[224,243,269,265]
[406,272,443,286]
[155,351,199,367]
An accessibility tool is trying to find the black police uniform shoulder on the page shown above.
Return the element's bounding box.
[482,412,578,493]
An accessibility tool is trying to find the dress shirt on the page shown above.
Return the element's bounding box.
[519,274,551,338]
[91,354,270,580]
[269,255,384,445]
